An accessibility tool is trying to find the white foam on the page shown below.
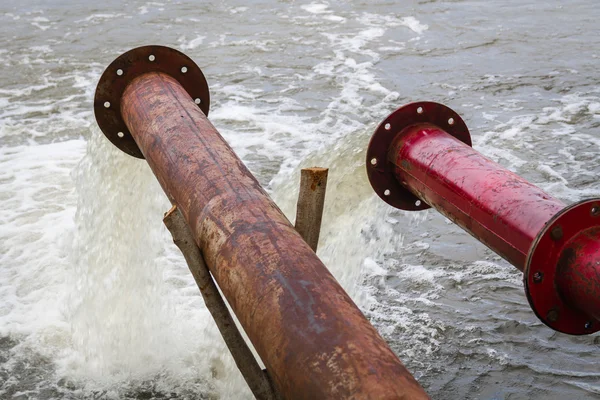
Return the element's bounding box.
[179,35,206,50]
[324,15,346,23]
[75,14,124,23]
[536,164,568,184]
[363,258,388,276]
[398,264,442,285]
[400,16,428,34]
[30,22,50,31]
[301,3,330,14]
[0,132,248,397]
[230,7,248,14]
[29,45,53,54]
[0,139,85,341]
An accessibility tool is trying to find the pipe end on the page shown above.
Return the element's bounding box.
[525,198,600,335]
[94,45,210,158]
[366,101,471,211]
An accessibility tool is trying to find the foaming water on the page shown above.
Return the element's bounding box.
[59,132,253,398]
[67,132,179,385]
[1,0,600,399]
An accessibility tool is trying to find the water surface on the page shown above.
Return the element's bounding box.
[1,1,599,399]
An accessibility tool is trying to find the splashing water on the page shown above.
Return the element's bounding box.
[2,0,600,399]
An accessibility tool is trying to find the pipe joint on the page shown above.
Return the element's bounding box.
[366,101,471,211]
[525,199,600,335]
[94,45,210,158]
[368,101,600,336]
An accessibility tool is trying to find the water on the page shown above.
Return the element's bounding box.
[1,0,599,398]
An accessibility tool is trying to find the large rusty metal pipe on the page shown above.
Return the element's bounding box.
[94,46,429,399]
[366,101,600,336]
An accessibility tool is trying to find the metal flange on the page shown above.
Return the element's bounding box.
[525,198,600,335]
[94,45,210,158]
[366,101,472,211]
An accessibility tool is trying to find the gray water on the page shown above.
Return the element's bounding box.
[1,0,599,399]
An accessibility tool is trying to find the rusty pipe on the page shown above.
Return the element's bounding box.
[366,101,600,336]
[94,46,429,399]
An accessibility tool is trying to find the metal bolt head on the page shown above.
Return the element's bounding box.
[591,206,600,217]
[547,309,559,323]
[585,321,593,330]
[550,225,563,241]
[533,271,543,284]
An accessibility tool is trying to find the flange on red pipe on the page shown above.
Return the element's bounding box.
[366,101,600,336]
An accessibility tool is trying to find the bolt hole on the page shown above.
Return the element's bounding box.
[370,158,377,166]
[148,54,156,62]
[194,98,201,105]
[592,206,600,216]
[384,123,391,131]
[448,117,455,125]
[181,66,188,74]
[384,189,391,196]
[417,106,424,114]
[103,101,110,108]
[415,200,422,206]
[550,225,563,241]
[116,69,123,76]
[585,321,593,330]
[117,132,124,138]
[547,309,559,323]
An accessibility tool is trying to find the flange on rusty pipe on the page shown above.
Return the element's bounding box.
[94,45,429,400]
[366,101,600,336]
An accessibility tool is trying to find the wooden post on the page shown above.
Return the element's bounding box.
[294,168,328,252]
[163,206,280,400]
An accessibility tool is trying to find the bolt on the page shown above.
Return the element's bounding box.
[546,309,559,323]
[585,321,593,330]
[533,271,543,283]
[591,206,600,217]
[550,225,563,241]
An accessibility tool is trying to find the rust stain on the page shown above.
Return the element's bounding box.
[306,167,327,191]
[117,71,429,399]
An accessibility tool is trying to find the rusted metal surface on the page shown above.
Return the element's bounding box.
[163,206,280,400]
[295,167,328,252]
[96,46,429,399]
[94,45,210,158]
[367,101,600,335]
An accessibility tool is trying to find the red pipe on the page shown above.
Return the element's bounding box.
[556,227,600,322]
[367,101,600,335]
[390,123,566,271]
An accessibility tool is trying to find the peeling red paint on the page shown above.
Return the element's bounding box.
[367,101,600,335]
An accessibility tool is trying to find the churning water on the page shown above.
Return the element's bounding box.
[1,0,599,399]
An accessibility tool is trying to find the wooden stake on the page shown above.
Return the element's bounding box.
[294,167,329,252]
[163,206,280,400]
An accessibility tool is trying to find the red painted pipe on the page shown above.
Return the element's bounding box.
[390,123,565,271]
[556,227,600,322]
[367,101,600,335]
[95,46,429,400]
